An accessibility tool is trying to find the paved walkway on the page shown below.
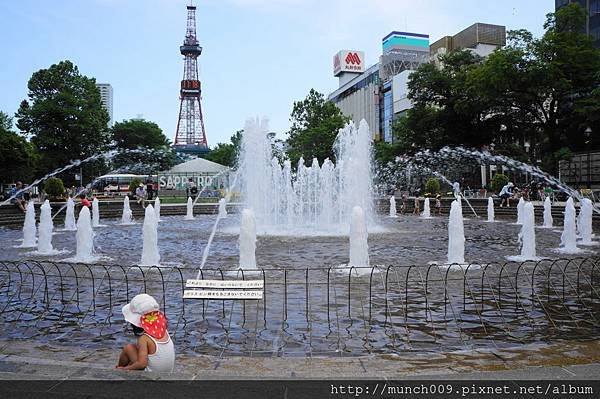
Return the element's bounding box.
[1,339,599,380]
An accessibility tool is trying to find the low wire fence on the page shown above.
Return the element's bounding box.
[0,258,599,356]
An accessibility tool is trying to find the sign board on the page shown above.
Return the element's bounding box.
[333,50,365,76]
[185,279,264,289]
[183,290,263,299]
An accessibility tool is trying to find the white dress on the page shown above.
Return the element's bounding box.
[145,332,175,373]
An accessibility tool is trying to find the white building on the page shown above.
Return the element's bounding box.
[96,83,114,127]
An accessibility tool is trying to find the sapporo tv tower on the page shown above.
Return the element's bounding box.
[173,3,208,155]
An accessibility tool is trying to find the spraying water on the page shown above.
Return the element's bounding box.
[140,205,160,266]
[508,202,539,261]
[73,206,96,262]
[120,195,134,225]
[92,198,101,227]
[20,201,37,248]
[349,206,369,274]
[578,198,595,246]
[239,117,375,235]
[37,200,56,254]
[239,209,257,269]
[558,198,582,254]
[542,197,553,228]
[422,198,431,218]
[487,197,495,222]
[184,197,194,220]
[218,198,227,219]
[389,196,397,218]
[447,200,465,265]
[154,197,161,222]
[516,197,525,225]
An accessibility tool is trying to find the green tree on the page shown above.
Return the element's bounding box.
[0,111,38,183]
[491,173,509,193]
[425,178,441,195]
[15,60,111,176]
[286,89,349,166]
[44,177,65,199]
[203,130,242,167]
[110,119,175,173]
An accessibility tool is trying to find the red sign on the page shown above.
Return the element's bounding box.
[345,52,361,65]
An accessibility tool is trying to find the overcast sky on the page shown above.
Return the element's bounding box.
[0,0,554,146]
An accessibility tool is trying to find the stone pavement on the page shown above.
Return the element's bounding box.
[0,339,599,380]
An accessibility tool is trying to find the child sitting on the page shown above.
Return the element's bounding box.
[117,293,175,373]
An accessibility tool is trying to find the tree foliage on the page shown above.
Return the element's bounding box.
[0,111,38,183]
[203,130,242,167]
[286,89,349,166]
[44,177,65,199]
[491,173,509,193]
[425,178,441,195]
[110,119,175,174]
[15,60,111,175]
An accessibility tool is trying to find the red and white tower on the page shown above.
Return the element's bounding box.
[174,4,208,152]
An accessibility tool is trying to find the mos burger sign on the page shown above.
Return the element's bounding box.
[333,50,365,76]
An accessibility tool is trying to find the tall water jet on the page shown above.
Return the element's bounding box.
[184,197,194,220]
[121,195,133,225]
[37,200,56,254]
[154,197,161,221]
[447,200,465,265]
[542,197,553,228]
[558,198,582,254]
[487,197,495,222]
[239,209,257,269]
[508,202,539,261]
[20,201,37,248]
[349,206,369,274]
[239,117,374,235]
[140,205,160,266]
[92,198,101,227]
[578,198,595,245]
[64,197,77,231]
[516,197,524,224]
[421,198,431,218]
[389,196,397,217]
[74,206,96,262]
[218,198,227,219]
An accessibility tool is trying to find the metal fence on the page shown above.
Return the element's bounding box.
[1,258,599,356]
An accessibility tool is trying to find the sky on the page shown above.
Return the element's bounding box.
[0,0,555,146]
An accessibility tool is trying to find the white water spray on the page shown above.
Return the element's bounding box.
[154,197,161,221]
[140,205,160,266]
[389,196,397,217]
[92,198,101,227]
[121,196,134,225]
[37,200,56,254]
[239,209,257,269]
[422,198,431,218]
[578,198,595,245]
[218,198,227,219]
[184,197,194,220]
[349,206,369,274]
[508,202,539,261]
[487,197,495,222]
[558,198,581,254]
[543,197,553,228]
[64,198,77,231]
[447,200,465,265]
[74,206,96,262]
[20,201,37,248]
[516,197,524,225]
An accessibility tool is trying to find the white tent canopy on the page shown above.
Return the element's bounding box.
[167,158,228,174]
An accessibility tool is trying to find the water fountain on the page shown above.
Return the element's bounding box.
[516,197,524,225]
[487,197,495,223]
[92,198,101,227]
[542,197,553,228]
[389,196,397,218]
[218,198,227,219]
[421,198,431,218]
[37,200,59,255]
[447,200,465,265]
[19,201,37,248]
[120,195,134,225]
[557,198,583,254]
[64,198,77,231]
[140,205,160,266]
[239,208,257,269]
[349,206,369,275]
[155,197,161,222]
[70,206,97,263]
[184,197,194,220]
[507,202,539,261]
[239,117,374,235]
[578,198,596,246]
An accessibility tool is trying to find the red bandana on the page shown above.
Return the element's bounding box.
[140,311,167,339]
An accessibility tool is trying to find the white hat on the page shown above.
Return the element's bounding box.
[122,294,159,327]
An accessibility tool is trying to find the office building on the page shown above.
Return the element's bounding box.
[556,0,600,48]
[96,83,114,127]
[430,23,506,64]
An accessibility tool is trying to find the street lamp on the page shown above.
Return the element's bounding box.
[585,127,592,188]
